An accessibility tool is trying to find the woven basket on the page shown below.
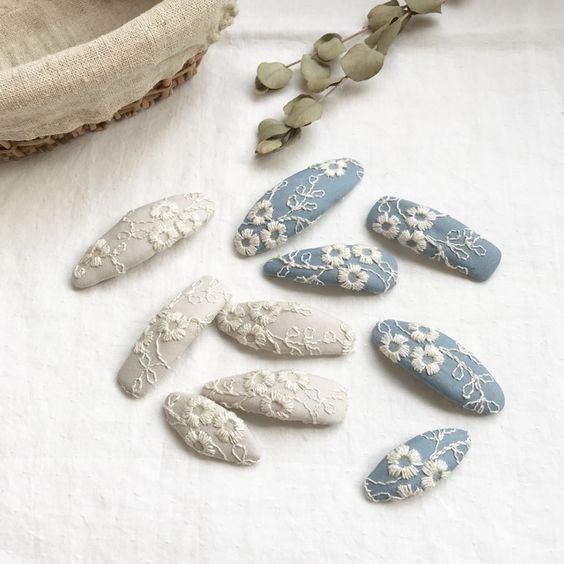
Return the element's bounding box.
[0,0,238,161]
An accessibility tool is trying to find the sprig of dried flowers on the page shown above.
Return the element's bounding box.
[254,0,446,155]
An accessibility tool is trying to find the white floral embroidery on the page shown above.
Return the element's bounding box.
[352,245,382,265]
[408,323,439,344]
[260,221,288,249]
[217,301,355,357]
[185,429,216,456]
[133,328,153,354]
[248,302,282,325]
[398,229,427,253]
[337,264,369,291]
[321,244,351,267]
[277,370,310,392]
[371,212,401,239]
[234,228,260,256]
[236,323,267,349]
[148,224,179,252]
[405,205,437,231]
[243,371,276,395]
[411,344,445,376]
[396,484,420,499]
[216,304,246,332]
[150,201,179,220]
[318,159,348,177]
[260,391,295,420]
[212,411,245,444]
[182,396,215,427]
[174,211,201,237]
[247,200,274,225]
[83,239,111,268]
[379,333,410,363]
[156,311,190,342]
[387,444,423,479]
[421,458,450,489]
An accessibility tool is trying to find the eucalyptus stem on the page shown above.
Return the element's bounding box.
[255,0,448,155]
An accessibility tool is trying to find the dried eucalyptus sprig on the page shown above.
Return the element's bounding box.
[255,0,446,155]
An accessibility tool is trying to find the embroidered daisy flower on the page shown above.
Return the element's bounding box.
[321,244,351,267]
[371,213,401,239]
[337,264,369,291]
[236,323,267,349]
[411,344,445,376]
[234,229,260,256]
[247,200,274,225]
[277,370,310,392]
[260,221,287,249]
[185,429,215,456]
[408,323,439,344]
[216,304,246,332]
[150,201,179,220]
[148,224,179,252]
[249,302,281,325]
[318,159,348,177]
[243,370,276,395]
[396,484,419,499]
[405,205,437,231]
[421,458,450,489]
[212,411,245,444]
[398,230,427,253]
[156,311,190,342]
[182,396,215,427]
[84,239,111,268]
[387,444,423,479]
[260,391,295,420]
[174,211,201,237]
[379,333,410,363]
[352,245,382,265]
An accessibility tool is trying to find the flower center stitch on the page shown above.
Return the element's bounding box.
[422,354,434,365]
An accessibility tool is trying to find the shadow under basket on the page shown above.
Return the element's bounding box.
[0,52,205,161]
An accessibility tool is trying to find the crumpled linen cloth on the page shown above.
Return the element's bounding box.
[0,0,563,562]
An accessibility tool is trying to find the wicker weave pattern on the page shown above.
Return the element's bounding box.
[0,52,205,162]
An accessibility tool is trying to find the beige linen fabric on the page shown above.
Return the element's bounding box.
[0,0,238,140]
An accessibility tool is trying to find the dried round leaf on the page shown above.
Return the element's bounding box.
[406,0,444,14]
[283,94,315,116]
[376,18,402,55]
[307,76,342,93]
[256,138,283,155]
[256,62,293,90]
[340,43,385,82]
[300,54,331,82]
[284,97,323,128]
[364,26,386,49]
[367,4,404,31]
[258,119,290,141]
[255,77,270,95]
[314,33,345,62]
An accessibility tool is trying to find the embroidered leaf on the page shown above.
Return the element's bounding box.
[341,43,385,82]
[314,33,346,62]
[367,3,404,31]
[300,54,331,82]
[406,0,444,14]
[256,62,293,92]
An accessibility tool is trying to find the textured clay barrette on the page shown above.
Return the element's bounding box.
[216,301,355,356]
[367,196,501,281]
[203,370,348,424]
[72,193,214,288]
[117,276,231,398]
[164,393,261,466]
[263,243,397,294]
[234,158,363,257]
[364,428,471,503]
[373,319,505,415]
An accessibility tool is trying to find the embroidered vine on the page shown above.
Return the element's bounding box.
[216,301,355,356]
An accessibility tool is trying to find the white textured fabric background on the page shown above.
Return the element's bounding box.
[1,1,563,562]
